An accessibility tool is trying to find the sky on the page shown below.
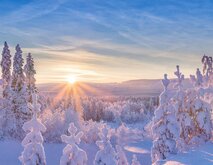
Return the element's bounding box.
[0,0,213,83]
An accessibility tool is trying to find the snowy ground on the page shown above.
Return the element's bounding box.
[0,140,212,165]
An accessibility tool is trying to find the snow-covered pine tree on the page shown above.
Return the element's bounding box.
[60,122,87,165]
[19,94,46,165]
[1,41,12,99]
[94,125,117,165]
[182,68,212,146]
[11,44,31,139]
[131,155,140,165]
[24,53,36,103]
[151,74,179,163]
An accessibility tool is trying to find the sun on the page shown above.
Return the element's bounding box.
[67,76,77,84]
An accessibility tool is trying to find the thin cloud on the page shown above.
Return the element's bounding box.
[0,0,67,25]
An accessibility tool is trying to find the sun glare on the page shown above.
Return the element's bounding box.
[67,76,77,84]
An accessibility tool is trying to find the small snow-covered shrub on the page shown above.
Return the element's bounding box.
[60,122,87,165]
[120,101,145,123]
[81,120,102,143]
[131,155,140,165]
[111,123,141,148]
[82,98,104,121]
[102,105,116,122]
[116,145,129,165]
[41,106,81,142]
[94,125,117,165]
[41,108,66,142]
[112,123,133,164]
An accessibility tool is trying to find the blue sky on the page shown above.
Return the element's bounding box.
[0,0,213,83]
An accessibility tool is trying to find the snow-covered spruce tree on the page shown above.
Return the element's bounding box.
[94,125,117,165]
[60,122,87,165]
[1,41,12,100]
[24,53,37,103]
[201,55,213,105]
[131,155,140,165]
[0,41,12,137]
[174,65,212,149]
[12,44,25,91]
[190,68,203,87]
[19,94,46,165]
[183,68,212,145]
[151,74,179,163]
[11,44,32,138]
[202,55,212,84]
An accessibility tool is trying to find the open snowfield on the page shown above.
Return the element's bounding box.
[0,139,212,165]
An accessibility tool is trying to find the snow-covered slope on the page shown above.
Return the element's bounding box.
[0,140,212,165]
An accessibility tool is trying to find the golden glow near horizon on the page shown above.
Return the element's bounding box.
[27,47,201,84]
[67,76,77,84]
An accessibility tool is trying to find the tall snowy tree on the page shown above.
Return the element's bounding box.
[182,68,212,146]
[201,55,213,107]
[11,44,31,139]
[0,41,12,137]
[24,53,37,103]
[202,55,212,77]
[1,41,12,99]
[19,94,46,165]
[173,65,212,150]
[151,74,179,163]
[60,122,87,165]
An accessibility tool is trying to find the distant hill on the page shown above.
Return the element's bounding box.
[37,78,192,97]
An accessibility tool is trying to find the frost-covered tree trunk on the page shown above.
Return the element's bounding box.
[151,74,179,163]
[10,44,32,139]
[24,53,37,103]
[19,94,46,165]
[60,122,87,165]
[94,125,117,165]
